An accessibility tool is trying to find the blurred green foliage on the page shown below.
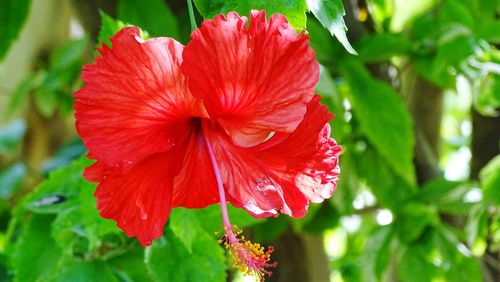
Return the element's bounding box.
[0,0,499,281]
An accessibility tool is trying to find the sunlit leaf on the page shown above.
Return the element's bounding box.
[340,59,416,184]
[479,155,500,205]
[306,0,357,54]
[476,74,500,116]
[193,0,308,30]
[98,12,127,47]
[169,208,204,252]
[417,178,475,214]
[465,205,488,256]
[435,227,483,282]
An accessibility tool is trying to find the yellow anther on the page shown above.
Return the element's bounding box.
[221,225,278,281]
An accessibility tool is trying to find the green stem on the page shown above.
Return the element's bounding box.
[187,0,197,31]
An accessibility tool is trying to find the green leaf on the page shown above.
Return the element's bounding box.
[46,258,120,282]
[302,201,340,233]
[416,178,475,214]
[50,38,88,70]
[444,255,482,282]
[251,216,289,243]
[51,184,121,256]
[41,139,86,174]
[0,0,31,60]
[354,147,416,210]
[439,0,475,29]
[306,0,357,54]
[10,158,145,282]
[475,74,500,116]
[108,245,153,282]
[117,0,179,38]
[98,12,127,47]
[362,225,394,282]
[479,20,500,43]
[0,253,10,281]
[4,73,41,119]
[23,157,91,214]
[23,157,121,254]
[0,163,26,199]
[0,120,26,154]
[490,213,500,252]
[169,208,204,252]
[367,0,394,29]
[398,242,438,282]
[146,228,226,282]
[12,214,62,282]
[332,151,358,214]
[186,204,260,235]
[390,0,435,32]
[12,213,123,282]
[395,202,439,243]
[357,33,411,62]
[434,227,483,282]
[169,205,260,274]
[430,35,475,86]
[316,67,349,141]
[193,0,308,30]
[479,155,500,205]
[34,85,58,117]
[340,60,416,184]
[465,205,488,256]
[308,17,343,66]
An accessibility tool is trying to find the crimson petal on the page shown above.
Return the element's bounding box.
[183,10,319,147]
[172,122,219,208]
[95,151,184,246]
[204,96,341,218]
[75,27,203,170]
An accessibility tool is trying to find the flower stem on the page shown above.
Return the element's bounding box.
[186,0,197,31]
[202,127,232,230]
[201,123,277,280]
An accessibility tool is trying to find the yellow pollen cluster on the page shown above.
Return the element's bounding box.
[221,226,278,281]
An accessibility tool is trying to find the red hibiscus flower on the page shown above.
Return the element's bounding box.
[74,10,341,278]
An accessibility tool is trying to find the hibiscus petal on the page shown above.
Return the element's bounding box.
[172,122,219,208]
[75,27,204,170]
[83,159,106,182]
[262,96,342,204]
[183,10,319,147]
[94,151,183,246]
[204,96,341,218]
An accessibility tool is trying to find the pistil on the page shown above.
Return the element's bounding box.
[202,126,277,281]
